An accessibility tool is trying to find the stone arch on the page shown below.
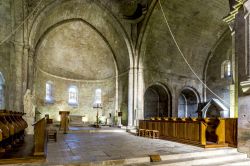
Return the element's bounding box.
[178,87,200,118]
[26,1,135,125]
[144,83,172,119]
[28,0,133,71]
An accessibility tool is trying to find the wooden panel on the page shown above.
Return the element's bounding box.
[216,118,226,144]
[139,117,236,148]
[225,118,237,147]
[33,118,46,157]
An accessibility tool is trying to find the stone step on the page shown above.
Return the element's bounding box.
[160,148,238,161]
[148,153,248,166]
[201,158,250,166]
[219,159,250,166]
[122,149,247,166]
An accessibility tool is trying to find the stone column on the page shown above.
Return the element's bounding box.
[236,1,250,157]
[133,65,138,126]
[14,43,24,112]
[22,44,29,93]
[137,66,144,121]
[27,48,35,91]
[229,29,238,118]
[128,68,134,127]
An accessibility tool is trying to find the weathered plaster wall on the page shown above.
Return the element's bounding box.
[36,21,116,80]
[206,30,232,110]
[0,0,15,110]
[35,70,116,124]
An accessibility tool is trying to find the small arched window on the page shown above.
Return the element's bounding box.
[221,60,231,79]
[93,89,102,108]
[0,72,5,109]
[45,81,54,103]
[68,85,78,106]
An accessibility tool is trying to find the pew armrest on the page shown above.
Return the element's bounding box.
[215,118,226,144]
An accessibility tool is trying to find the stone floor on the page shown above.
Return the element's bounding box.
[2,127,235,165]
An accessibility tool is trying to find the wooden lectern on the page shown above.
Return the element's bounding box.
[59,111,70,134]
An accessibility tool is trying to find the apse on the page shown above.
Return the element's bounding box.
[34,21,117,123]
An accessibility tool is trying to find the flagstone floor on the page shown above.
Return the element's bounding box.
[4,126,233,166]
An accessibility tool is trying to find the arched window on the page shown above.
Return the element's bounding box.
[0,72,5,109]
[45,81,54,103]
[221,60,231,79]
[68,85,78,106]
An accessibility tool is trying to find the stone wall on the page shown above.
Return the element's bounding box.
[206,30,232,113]
[235,5,250,157]
[34,70,117,124]
[137,0,229,118]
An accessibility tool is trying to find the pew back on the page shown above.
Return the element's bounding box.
[139,117,235,148]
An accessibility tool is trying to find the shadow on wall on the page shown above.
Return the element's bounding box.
[120,102,128,126]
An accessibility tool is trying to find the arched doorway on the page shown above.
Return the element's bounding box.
[144,84,172,119]
[178,87,200,118]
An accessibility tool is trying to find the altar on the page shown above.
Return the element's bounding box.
[69,115,84,126]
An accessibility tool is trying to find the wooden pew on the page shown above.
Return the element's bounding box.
[0,110,28,153]
[139,117,232,148]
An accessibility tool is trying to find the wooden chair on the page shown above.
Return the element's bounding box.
[145,130,153,138]
[47,124,57,142]
[139,129,145,136]
[152,130,159,139]
[47,129,57,142]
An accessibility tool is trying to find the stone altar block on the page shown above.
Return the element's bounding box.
[69,115,84,126]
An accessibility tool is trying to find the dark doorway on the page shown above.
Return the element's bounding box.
[178,88,199,118]
[144,84,171,119]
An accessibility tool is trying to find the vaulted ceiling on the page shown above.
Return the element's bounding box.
[141,0,230,79]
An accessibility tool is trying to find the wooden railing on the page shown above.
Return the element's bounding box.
[33,118,47,157]
[139,117,236,148]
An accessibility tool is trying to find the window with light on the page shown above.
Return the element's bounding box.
[68,85,78,106]
[221,60,231,79]
[45,81,54,103]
